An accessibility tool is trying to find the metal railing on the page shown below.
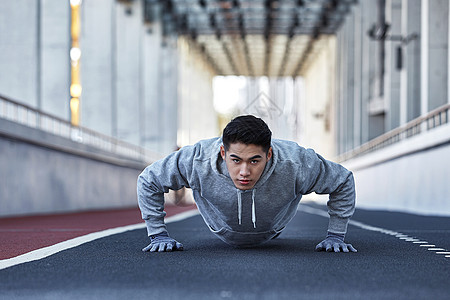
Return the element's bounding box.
[0,94,161,163]
[337,103,450,162]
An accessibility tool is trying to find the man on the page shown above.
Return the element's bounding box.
[138,115,357,253]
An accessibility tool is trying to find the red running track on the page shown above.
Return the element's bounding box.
[0,204,197,260]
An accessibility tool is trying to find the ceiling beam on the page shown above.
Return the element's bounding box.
[263,0,274,75]
[291,0,339,77]
[278,11,299,77]
[238,13,254,76]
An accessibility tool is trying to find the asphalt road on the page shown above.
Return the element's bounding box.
[1,203,449,299]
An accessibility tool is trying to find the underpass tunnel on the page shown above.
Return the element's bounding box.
[0,0,449,217]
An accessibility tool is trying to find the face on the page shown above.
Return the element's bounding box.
[220,143,272,190]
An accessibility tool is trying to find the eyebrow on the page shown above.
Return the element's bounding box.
[230,154,263,160]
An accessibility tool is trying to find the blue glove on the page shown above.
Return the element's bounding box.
[142,232,184,252]
[315,231,357,253]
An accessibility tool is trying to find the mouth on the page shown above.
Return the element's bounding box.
[238,179,251,185]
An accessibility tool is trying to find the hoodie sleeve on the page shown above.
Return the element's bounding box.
[137,146,195,237]
[299,149,356,235]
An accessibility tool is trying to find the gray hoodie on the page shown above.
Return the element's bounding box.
[137,137,355,247]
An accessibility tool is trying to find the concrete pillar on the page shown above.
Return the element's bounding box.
[400,0,421,124]
[140,20,162,152]
[385,0,402,130]
[40,0,70,119]
[81,0,115,136]
[422,0,449,113]
[158,36,179,154]
[353,5,362,148]
[428,0,448,110]
[178,38,217,146]
[0,1,70,118]
[0,1,39,107]
[345,9,355,152]
[336,28,345,155]
[115,0,142,145]
[420,0,429,115]
[360,0,376,144]
[368,0,386,141]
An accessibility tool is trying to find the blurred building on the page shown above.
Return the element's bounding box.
[0,0,218,156]
[0,0,218,216]
[0,0,449,216]
[328,0,450,215]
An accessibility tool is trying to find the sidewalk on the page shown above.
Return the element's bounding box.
[0,204,197,260]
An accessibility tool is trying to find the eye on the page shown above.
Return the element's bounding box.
[232,159,240,163]
[251,160,259,164]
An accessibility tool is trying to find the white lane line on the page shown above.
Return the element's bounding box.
[0,209,200,271]
[299,205,449,259]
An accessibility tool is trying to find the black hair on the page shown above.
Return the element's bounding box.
[222,115,272,153]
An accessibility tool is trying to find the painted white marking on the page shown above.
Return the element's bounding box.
[299,205,390,235]
[0,209,200,271]
[299,205,449,259]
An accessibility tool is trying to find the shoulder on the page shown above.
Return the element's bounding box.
[272,139,319,165]
[272,139,311,157]
[179,137,221,161]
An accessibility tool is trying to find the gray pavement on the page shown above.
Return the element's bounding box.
[1,203,449,299]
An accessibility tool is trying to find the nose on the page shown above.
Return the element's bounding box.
[239,163,250,177]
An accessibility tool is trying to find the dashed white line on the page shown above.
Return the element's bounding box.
[299,205,450,260]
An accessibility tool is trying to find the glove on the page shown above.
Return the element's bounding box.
[315,231,357,253]
[142,232,184,252]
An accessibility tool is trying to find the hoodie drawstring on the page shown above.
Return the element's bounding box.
[236,189,257,228]
[251,189,256,228]
[237,190,242,225]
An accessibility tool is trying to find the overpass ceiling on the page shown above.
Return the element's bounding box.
[153,0,355,77]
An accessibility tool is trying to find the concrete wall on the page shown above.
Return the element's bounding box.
[322,0,450,215]
[343,123,450,216]
[177,37,218,146]
[335,0,449,155]
[81,0,179,155]
[299,36,336,159]
[0,118,145,217]
[0,0,181,156]
[0,0,70,117]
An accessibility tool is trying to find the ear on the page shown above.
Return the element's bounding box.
[267,147,273,160]
[220,145,226,160]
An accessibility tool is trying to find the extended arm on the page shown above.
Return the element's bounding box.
[299,149,357,252]
[137,147,194,252]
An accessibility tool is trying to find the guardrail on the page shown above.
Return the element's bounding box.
[337,103,450,162]
[0,94,161,163]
